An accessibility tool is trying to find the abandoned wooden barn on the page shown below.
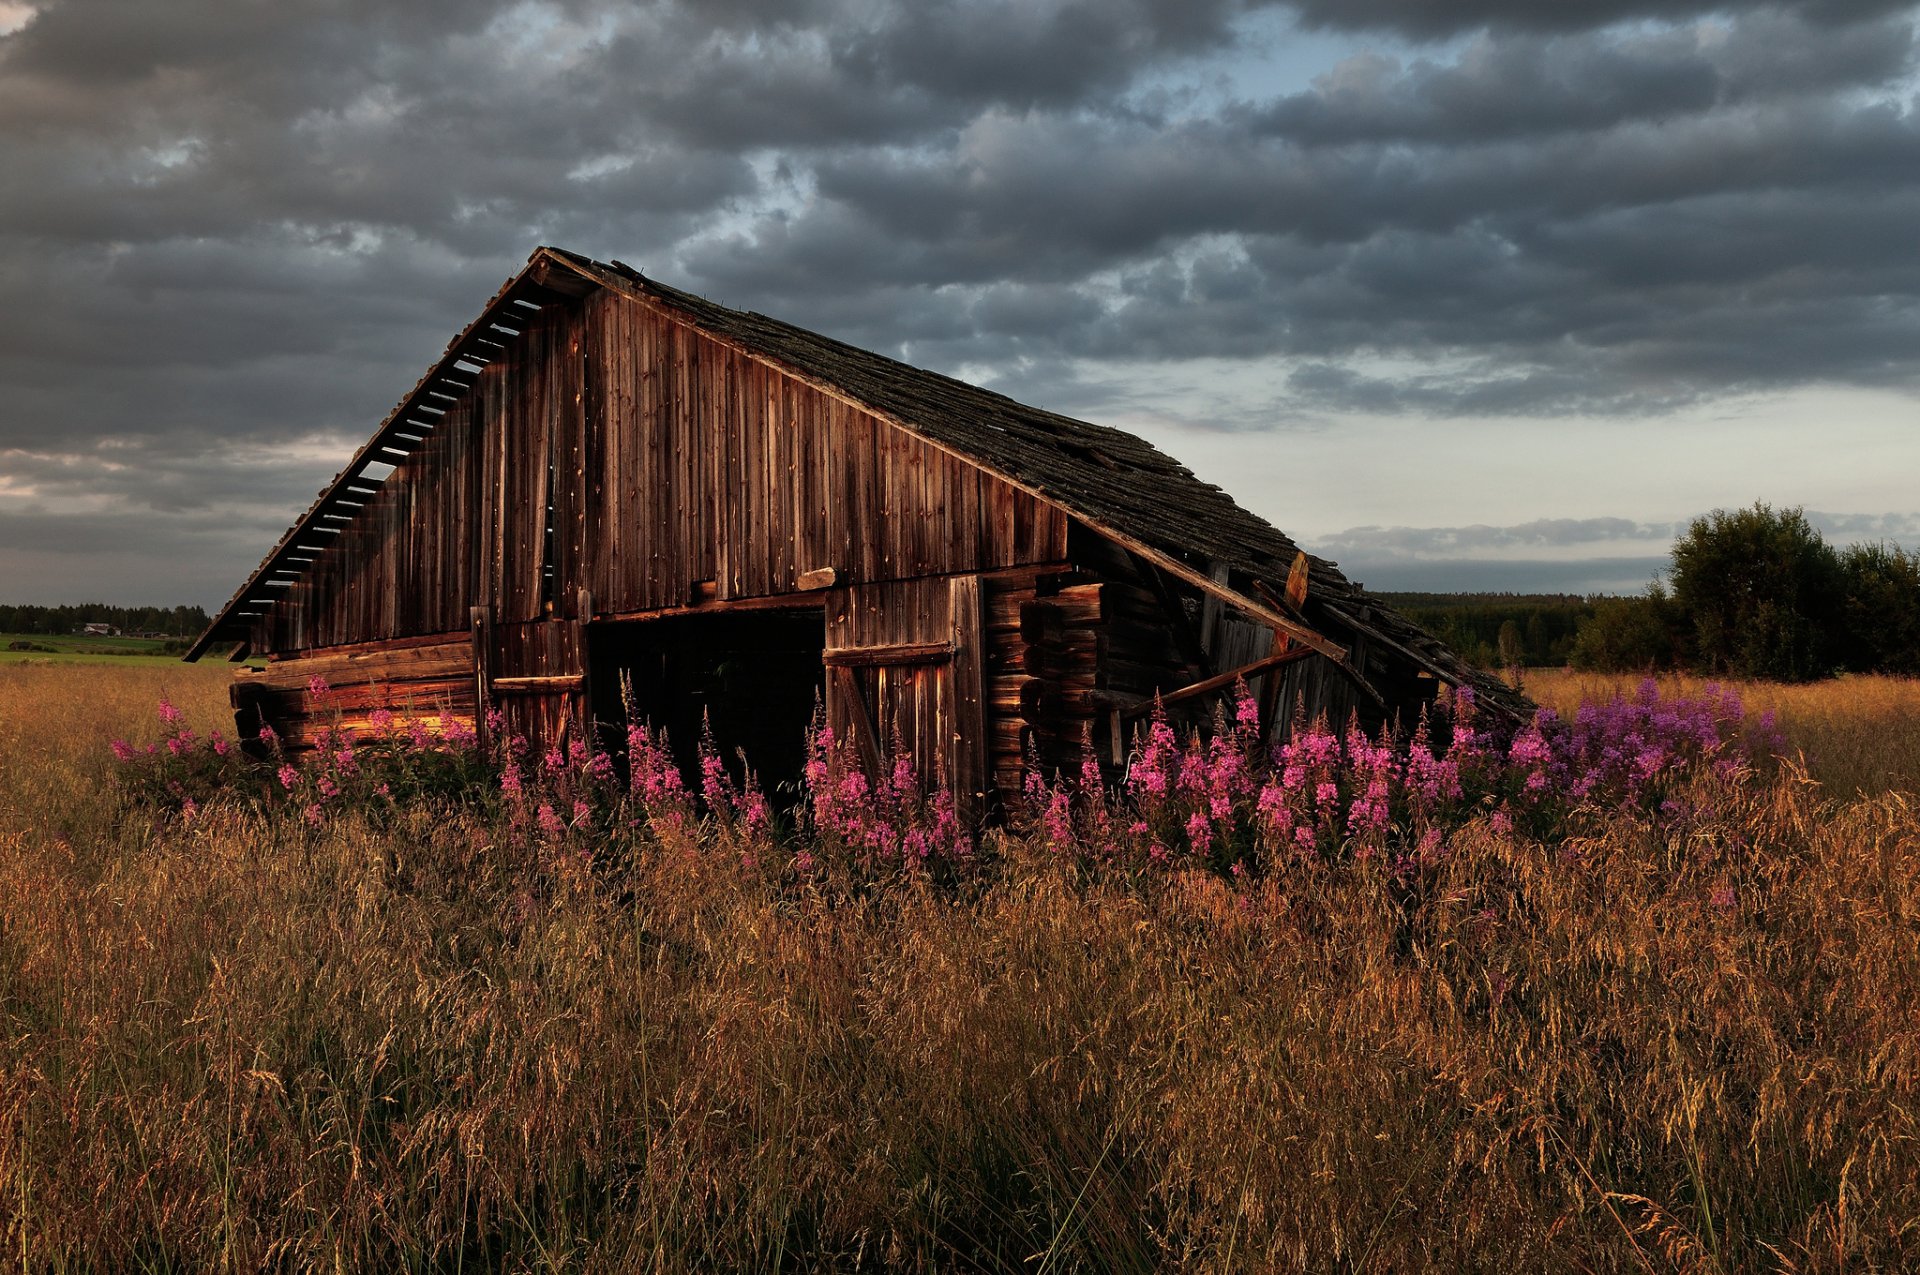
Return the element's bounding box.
[187,246,1525,814]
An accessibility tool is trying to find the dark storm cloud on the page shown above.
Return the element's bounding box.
[1252,13,1916,144]
[1,0,1917,604]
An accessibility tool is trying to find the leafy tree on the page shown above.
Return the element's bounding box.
[1669,503,1842,682]
[1570,586,1688,673]
[1837,542,1920,676]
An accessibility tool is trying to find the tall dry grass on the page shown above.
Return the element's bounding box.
[0,663,1916,1271]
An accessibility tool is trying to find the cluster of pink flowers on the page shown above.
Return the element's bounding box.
[111,674,1776,889]
[1025,679,1777,877]
[806,725,972,873]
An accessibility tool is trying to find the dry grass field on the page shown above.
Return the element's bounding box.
[0,662,1916,1272]
[1528,669,1920,800]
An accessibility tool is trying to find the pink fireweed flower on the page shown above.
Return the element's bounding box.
[210,731,229,757]
[157,696,184,727]
[406,719,431,751]
[890,751,918,802]
[500,761,524,800]
[795,849,816,873]
[180,797,198,821]
[111,739,136,763]
[485,707,506,734]
[304,802,325,826]
[1127,719,1178,803]
[700,750,729,810]
[277,764,299,791]
[536,803,565,839]
[739,787,772,836]
[571,799,592,827]
[166,736,189,757]
[316,775,339,799]
[307,674,330,699]
[1234,685,1261,733]
[333,748,358,776]
[1041,790,1074,850]
[257,723,280,749]
[374,782,391,798]
[1184,810,1214,855]
[368,708,395,733]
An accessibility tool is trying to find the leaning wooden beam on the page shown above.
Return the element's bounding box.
[829,665,886,775]
[1120,646,1319,720]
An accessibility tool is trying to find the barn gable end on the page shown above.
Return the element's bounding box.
[192,247,1525,816]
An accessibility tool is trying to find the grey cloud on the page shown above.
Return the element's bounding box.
[1333,557,1671,595]
[1284,0,1915,39]
[1316,517,1680,559]
[1252,14,1915,145]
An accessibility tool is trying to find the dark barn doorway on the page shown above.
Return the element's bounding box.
[588,608,826,805]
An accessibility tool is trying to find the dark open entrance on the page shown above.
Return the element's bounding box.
[587,607,826,806]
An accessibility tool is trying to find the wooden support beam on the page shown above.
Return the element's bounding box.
[823,641,955,669]
[1121,646,1319,720]
[490,675,587,693]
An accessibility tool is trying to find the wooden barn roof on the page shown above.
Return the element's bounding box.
[189,247,1528,720]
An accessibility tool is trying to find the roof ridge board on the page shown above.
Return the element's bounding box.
[185,257,561,660]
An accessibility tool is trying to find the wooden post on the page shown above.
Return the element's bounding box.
[949,575,987,824]
[469,604,493,748]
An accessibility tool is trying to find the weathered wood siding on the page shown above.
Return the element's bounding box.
[256,291,1066,655]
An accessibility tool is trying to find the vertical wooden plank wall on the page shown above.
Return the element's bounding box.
[580,291,1067,616]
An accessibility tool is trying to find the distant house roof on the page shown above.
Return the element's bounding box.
[189,247,1527,720]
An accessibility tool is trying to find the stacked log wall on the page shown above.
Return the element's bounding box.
[231,634,476,753]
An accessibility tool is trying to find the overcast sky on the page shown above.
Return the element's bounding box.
[1,0,1916,607]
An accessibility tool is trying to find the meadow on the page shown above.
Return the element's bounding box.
[0,632,194,667]
[0,661,1915,1272]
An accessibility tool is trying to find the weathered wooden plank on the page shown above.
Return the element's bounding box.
[822,642,955,668]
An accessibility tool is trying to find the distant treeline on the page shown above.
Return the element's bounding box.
[1383,504,1920,681]
[1375,593,1599,669]
[0,603,211,637]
